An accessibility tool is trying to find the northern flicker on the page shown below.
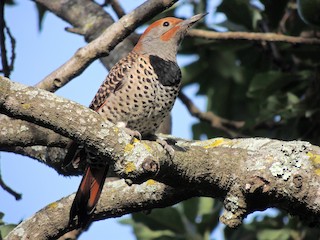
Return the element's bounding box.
[64,13,206,228]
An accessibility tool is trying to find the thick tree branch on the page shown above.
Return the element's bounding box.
[2,76,320,238]
[35,0,136,74]
[6,180,193,239]
[35,0,178,92]
[0,115,68,148]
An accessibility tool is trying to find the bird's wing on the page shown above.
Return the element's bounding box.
[63,52,138,169]
[89,52,138,111]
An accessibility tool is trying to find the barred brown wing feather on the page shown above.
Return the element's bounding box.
[89,52,138,111]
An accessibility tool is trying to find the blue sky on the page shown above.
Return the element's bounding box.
[2,0,208,239]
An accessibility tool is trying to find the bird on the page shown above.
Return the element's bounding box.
[63,13,206,229]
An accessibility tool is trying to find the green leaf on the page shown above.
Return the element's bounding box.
[216,0,254,30]
[197,200,221,237]
[197,197,215,216]
[0,212,4,224]
[181,60,208,86]
[181,198,199,224]
[5,0,16,5]
[131,208,185,234]
[257,229,292,240]
[133,224,176,240]
[247,71,296,99]
[0,224,17,238]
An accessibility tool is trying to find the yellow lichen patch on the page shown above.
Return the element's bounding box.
[21,103,31,109]
[124,162,136,174]
[315,169,320,176]
[47,202,58,209]
[307,152,320,175]
[143,143,152,152]
[203,138,225,149]
[132,138,140,144]
[307,152,320,165]
[146,179,156,186]
[124,143,134,153]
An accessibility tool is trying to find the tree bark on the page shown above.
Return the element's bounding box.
[2,76,320,239]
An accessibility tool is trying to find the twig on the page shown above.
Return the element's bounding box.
[0,157,22,200]
[109,0,126,18]
[64,27,86,36]
[5,24,16,72]
[258,19,290,71]
[0,0,9,76]
[188,29,320,45]
[0,176,22,200]
[178,91,245,137]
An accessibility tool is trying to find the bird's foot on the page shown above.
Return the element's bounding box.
[156,138,175,159]
[117,122,142,143]
[146,134,175,159]
[124,128,142,144]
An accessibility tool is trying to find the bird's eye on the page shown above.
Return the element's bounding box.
[163,21,170,27]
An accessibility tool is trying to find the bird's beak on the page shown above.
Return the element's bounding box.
[160,13,207,43]
[179,13,208,29]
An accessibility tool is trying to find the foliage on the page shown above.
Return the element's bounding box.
[225,211,320,240]
[120,198,222,240]
[0,212,17,239]
[181,0,320,145]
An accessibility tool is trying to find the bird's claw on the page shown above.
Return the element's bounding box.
[156,138,175,159]
[123,127,142,144]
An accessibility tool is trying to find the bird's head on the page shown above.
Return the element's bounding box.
[133,13,206,61]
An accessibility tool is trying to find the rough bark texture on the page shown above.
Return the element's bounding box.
[1,76,320,239]
[6,180,193,239]
[2,0,320,238]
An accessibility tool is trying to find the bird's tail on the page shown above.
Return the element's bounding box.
[70,164,109,228]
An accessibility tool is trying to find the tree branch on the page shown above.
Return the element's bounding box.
[0,159,22,200]
[34,0,178,92]
[36,0,136,76]
[109,0,126,18]
[0,0,16,77]
[6,180,193,239]
[188,29,320,44]
[2,76,320,238]
[0,115,68,148]
[178,91,245,137]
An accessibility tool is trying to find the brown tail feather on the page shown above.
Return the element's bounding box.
[70,164,109,228]
[63,141,82,170]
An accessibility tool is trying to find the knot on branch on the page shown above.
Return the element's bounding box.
[220,185,247,228]
[245,176,271,194]
[114,140,161,184]
[142,156,159,174]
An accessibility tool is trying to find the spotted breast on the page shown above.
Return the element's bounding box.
[91,52,181,137]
